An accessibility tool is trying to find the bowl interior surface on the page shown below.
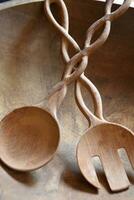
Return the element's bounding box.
[0,0,133,199]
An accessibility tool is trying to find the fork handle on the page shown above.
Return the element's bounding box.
[75,74,106,127]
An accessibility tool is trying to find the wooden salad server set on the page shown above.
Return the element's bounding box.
[0,0,133,192]
[0,0,112,172]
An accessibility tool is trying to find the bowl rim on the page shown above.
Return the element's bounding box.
[0,0,44,11]
[0,0,134,12]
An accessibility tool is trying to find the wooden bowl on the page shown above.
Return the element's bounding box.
[0,0,133,199]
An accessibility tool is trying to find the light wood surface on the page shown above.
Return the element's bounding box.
[0,0,105,172]
[45,0,133,192]
[76,75,134,191]
[0,0,133,199]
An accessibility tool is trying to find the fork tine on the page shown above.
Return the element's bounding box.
[78,156,101,189]
[100,149,130,191]
[126,145,134,170]
[77,139,101,189]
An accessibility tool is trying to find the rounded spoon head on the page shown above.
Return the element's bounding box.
[0,106,60,171]
[77,123,134,191]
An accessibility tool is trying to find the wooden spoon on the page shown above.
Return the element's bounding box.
[0,0,95,172]
[0,50,88,171]
[0,0,112,172]
[76,74,134,192]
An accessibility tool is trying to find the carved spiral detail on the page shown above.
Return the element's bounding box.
[44,0,131,110]
[45,0,131,81]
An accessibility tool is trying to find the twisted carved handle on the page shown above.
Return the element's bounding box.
[75,0,131,124]
[44,0,111,113]
[44,0,132,120]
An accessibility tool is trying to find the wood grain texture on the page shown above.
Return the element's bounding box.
[0,0,133,199]
[0,106,60,171]
[75,75,134,191]
[0,0,112,172]
[77,122,134,191]
[47,0,133,191]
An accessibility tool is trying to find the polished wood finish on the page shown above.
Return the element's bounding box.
[0,0,133,199]
[76,75,134,191]
[0,106,60,171]
[46,0,133,191]
[0,0,125,172]
[0,0,97,171]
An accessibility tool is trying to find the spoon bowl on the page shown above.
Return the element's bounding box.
[0,0,92,171]
[0,106,60,171]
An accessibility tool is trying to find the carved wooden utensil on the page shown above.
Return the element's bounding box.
[51,0,133,192]
[0,0,131,173]
[0,0,101,172]
[76,74,134,192]
[49,0,133,192]
[0,0,116,171]
[0,0,88,171]
[0,32,87,171]
[74,0,134,192]
[46,0,133,192]
[0,45,88,171]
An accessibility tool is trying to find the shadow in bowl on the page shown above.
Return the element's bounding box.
[0,160,37,186]
[62,168,98,194]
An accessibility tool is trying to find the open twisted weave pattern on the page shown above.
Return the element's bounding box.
[44,0,132,109]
